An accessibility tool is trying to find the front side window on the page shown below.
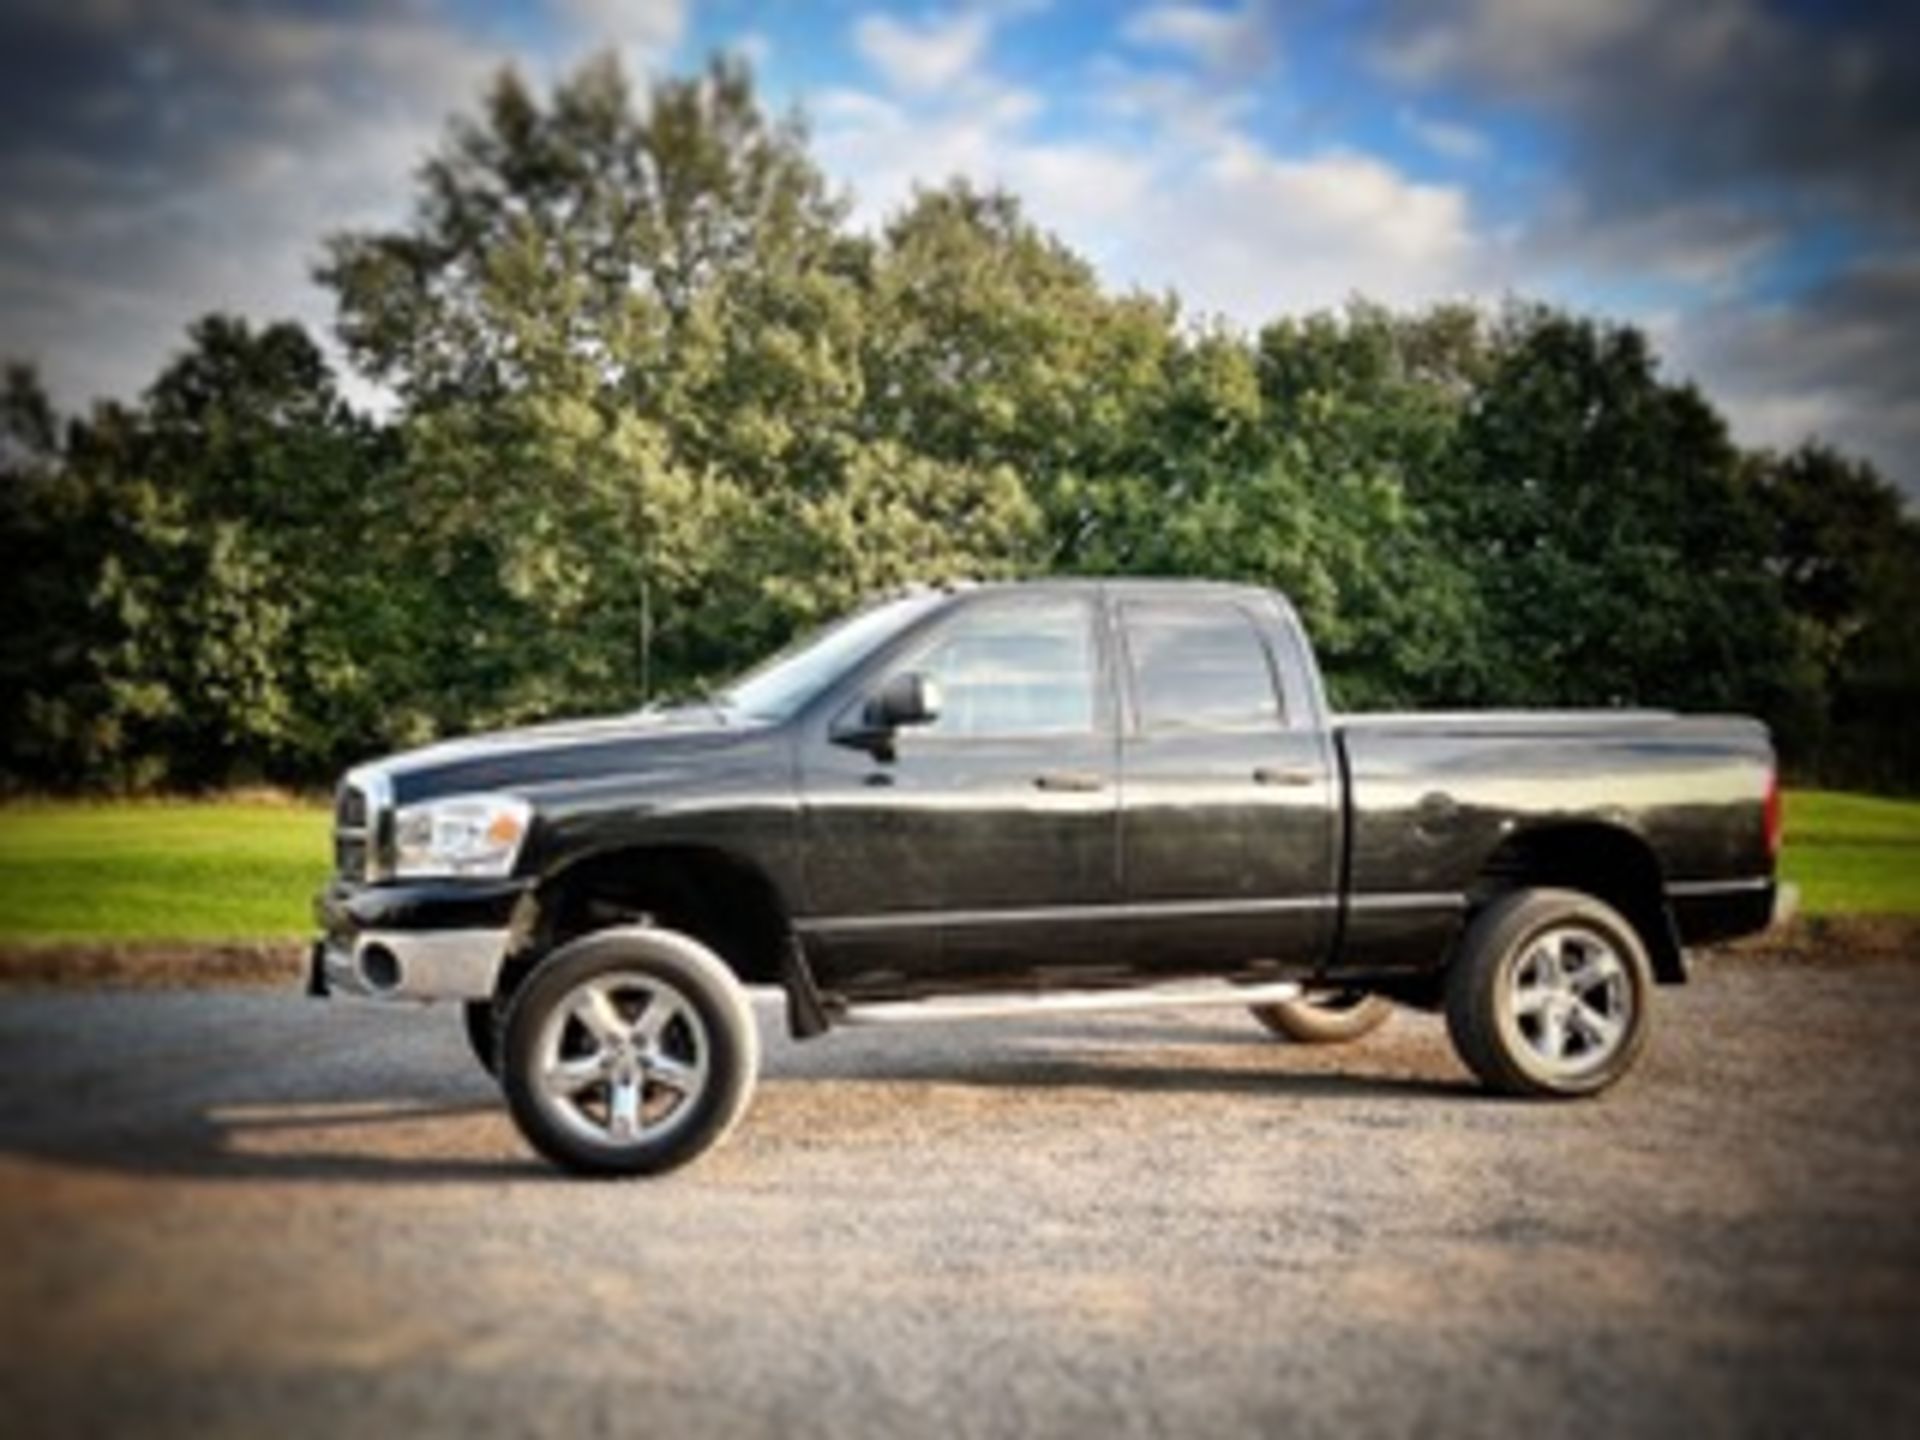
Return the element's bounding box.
[724,592,946,721]
[905,599,1098,737]
[1122,600,1283,732]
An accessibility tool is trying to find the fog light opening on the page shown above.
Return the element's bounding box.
[358,943,402,993]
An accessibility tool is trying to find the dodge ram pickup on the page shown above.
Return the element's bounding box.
[312,579,1785,1176]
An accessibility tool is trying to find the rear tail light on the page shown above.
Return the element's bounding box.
[1763,769,1783,861]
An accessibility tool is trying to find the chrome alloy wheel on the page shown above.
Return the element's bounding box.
[1506,925,1634,1080]
[532,971,711,1147]
[1305,990,1376,1014]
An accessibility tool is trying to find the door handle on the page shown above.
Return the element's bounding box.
[1033,771,1106,792]
[1253,766,1318,787]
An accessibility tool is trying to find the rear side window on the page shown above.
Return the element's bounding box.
[911,599,1098,737]
[1122,600,1283,732]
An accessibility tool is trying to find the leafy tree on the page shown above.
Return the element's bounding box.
[322,58,1039,712]
[1431,307,1811,717]
[857,182,1174,566]
[2,321,391,788]
[6,53,1913,794]
[1,364,99,785]
[1749,444,1920,788]
[1247,305,1491,705]
[1833,524,1920,792]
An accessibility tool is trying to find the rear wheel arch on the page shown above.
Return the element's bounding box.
[1470,822,1685,984]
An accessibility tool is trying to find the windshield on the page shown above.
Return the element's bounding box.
[721,592,948,722]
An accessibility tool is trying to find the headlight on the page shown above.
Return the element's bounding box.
[392,794,533,879]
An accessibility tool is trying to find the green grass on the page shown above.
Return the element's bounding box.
[0,800,330,942]
[0,786,1912,944]
[1780,790,1920,917]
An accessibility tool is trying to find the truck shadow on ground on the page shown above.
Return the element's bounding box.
[0,1012,1475,1187]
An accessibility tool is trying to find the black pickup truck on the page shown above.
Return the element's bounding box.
[313,579,1784,1175]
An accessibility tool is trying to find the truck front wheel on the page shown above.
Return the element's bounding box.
[1445,888,1653,1098]
[1250,991,1393,1044]
[462,998,502,1077]
[500,928,760,1176]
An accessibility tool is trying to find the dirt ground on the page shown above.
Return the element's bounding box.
[0,952,1916,1438]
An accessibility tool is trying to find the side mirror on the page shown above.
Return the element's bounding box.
[866,671,942,731]
[834,671,942,754]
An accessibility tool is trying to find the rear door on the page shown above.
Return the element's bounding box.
[1114,595,1339,974]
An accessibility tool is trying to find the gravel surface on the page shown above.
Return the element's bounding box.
[1,954,1916,1438]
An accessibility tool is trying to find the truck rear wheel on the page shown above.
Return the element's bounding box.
[1250,990,1392,1044]
[501,928,759,1177]
[1445,888,1652,1098]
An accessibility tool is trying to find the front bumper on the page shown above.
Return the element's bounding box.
[309,878,529,1002]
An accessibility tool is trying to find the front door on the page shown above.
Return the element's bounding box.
[1114,595,1339,975]
[799,593,1121,996]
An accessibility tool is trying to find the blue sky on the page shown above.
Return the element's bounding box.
[2,0,1915,493]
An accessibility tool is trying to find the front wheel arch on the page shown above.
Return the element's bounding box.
[493,842,796,1010]
[462,997,502,1077]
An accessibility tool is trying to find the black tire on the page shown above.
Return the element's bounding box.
[462,998,502,1077]
[1250,990,1393,1044]
[501,928,759,1177]
[1445,888,1653,1098]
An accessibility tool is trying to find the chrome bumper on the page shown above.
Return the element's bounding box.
[311,928,509,1002]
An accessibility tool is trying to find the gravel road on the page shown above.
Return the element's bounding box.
[1,954,1917,1438]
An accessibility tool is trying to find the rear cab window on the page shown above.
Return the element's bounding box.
[1120,599,1285,733]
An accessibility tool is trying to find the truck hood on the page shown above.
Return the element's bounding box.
[365,708,765,806]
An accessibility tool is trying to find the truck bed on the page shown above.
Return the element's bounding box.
[1331,709,1776,969]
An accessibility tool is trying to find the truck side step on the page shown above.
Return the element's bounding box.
[839,977,1304,1026]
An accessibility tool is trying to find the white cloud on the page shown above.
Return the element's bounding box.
[1361,0,1920,493]
[816,85,1146,244]
[1663,253,1920,487]
[1366,0,1920,232]
[816,38,1486,323]
[0,2,511,411]
[1142,143,1482,318]
[0,0,700,414]
[1091,58,1255,143]
[1121,2,1277,76]
[852,10,993,94]
[1524,197,1782,295]
[731,30,772,70]
[554,0,687,69]
[1398,107,1488,163]
[13,0,1906,500]
[1372,0,1668,90]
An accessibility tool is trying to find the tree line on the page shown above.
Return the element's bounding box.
[3,56,1916,794]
